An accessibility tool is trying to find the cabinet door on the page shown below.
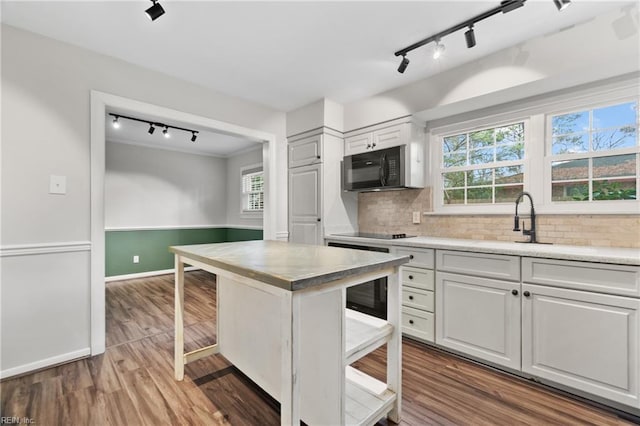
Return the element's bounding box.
[344,133,373,156]
[288,135,322,168]
[372,124,406,151]
[522,284,640,408]
[288,164,322,245]
[436,272,521,370]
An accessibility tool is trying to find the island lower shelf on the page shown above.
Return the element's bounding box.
[345,366,397,426]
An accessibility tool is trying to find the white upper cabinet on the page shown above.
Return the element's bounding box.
[288,135,322,169]
[344,118,422,156]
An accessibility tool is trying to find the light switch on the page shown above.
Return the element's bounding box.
[412,211,421,224]
[49,175,67,194]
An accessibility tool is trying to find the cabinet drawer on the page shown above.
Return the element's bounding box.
[522,257,640,297]
[401,266,434,290]
[402,307,434,342]
[436,250,520,281]
[395,247,434,269]
[402,287,434,312]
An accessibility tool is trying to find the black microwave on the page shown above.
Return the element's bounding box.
[343,145,405,192]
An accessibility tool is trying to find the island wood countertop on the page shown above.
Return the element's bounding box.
[170,240,409,291]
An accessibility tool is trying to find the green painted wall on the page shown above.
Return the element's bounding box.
[105,227,263,277]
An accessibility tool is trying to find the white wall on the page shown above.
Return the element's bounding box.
[226,147,263,228]
[0,24,286,377]
[343,5,640,130]
[105,142,228,228]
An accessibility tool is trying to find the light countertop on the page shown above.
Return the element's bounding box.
[170,240,409,291]
[325,235,640,266]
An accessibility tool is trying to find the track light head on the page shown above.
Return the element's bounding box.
[163,126,170,138]
[465,26,477,49]
[191,132,198,142]
[148,124,155,135]
[433,41,445,59]
[552,0,571,11]
[397,55,410,74]
[145,0,165,21]
[112,116,120,129]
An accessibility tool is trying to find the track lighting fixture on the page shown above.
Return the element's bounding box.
[433,41,445,59]
[465,26,476,49]
[394,0,570,73]
[553,0,571,11]
[397,55,410,74]
[108,113,200,143]
[145,0,165,21]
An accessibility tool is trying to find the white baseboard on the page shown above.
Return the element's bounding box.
[275,231,289,241]
[0,347,91,379]
[105,266,200,282]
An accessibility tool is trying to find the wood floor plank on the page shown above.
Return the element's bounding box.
[1,270,637,425]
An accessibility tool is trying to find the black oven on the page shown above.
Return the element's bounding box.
[327,242,387,320]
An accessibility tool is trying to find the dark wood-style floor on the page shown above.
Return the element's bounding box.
[1,271,636,425]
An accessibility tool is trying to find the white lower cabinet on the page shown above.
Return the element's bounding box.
[522,283,640,409]
[436,272,522,370]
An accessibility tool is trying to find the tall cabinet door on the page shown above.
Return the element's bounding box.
[522,284,640,408]
[288,164,322,245]
[436,272,521,370]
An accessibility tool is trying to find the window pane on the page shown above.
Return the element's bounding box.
[496,143,524,161]
[593,102,637,129]
[551,159,589,181]
[495,123,524,144]
[552,181,589,202]
[444,134,466,153]
[467,187,493,203]
[593,154,637,178]
[552,134,588,154]
[495,185,524,203]
[593,178,637,201]
[443,171,465,188]
[443,153,466,168]
[444,189,465,204]
[469,129,494,149]
[467,168,492,186]
[552,111,589,135]
[495,166,523,184]
[592,127,637,151]
[469,148,494,165]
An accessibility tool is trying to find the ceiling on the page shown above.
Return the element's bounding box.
[1,1,634,113]
[105,109,261,157]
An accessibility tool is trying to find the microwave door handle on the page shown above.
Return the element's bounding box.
[380,154,387,186]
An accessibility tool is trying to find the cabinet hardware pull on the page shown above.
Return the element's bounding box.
[409,255,414,259]
[408,275,413,280]
[523,291,531,297]
[372,142,376,147]
[512,289,518,296]
[317,218,321,222]
[408,295,414,300]
[316,155,321,159]
[366,144,371,149]
[409,319,414,325]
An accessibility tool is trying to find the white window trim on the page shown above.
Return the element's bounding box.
[240,163,264,219]
[428,77,640,215]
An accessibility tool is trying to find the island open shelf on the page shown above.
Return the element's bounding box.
[170,240,408,425]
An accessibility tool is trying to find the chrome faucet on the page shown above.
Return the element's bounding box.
[513,191,537,243]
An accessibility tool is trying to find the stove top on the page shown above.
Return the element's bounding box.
[334,232,416,240]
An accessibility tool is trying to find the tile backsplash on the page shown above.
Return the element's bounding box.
[358,188,640,248]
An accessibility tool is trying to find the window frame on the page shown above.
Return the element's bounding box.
[240,163,264,218]
[428,80,639,215]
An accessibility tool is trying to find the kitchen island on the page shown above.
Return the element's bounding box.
[170,240,409,425]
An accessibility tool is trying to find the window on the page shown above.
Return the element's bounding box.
[241,165,264,214]
[549,100,638,202]
[441,122,525,205]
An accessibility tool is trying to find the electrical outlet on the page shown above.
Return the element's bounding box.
[49,175,67,194]
[133,255,140,264]
[412,211,421,224]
